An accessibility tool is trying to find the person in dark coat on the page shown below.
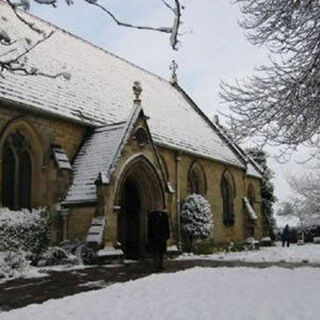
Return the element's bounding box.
[147,202,170,269]
[282,224,290,247]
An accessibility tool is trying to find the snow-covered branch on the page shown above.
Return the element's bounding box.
[278,165,320,236]
[84,0,182,50]
[220,0,320,158]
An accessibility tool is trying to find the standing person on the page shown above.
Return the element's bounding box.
[147,201,170,269]
[282,224,290,247]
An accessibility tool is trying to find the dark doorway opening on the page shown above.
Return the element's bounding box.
[120,178,141,259]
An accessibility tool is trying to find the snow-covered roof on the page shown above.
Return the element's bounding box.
[52,145,72,170]
[0,3,247,171]
[64,104,145,203]
[64,122,126,203]
[86,216,105,245]
[247,163,262,179]
[243,197,258,221]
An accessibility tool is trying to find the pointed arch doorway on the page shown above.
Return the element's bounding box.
[116,156,165,259]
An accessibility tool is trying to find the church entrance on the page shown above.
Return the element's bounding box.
[116,156,165,259]
[120,178,141,259]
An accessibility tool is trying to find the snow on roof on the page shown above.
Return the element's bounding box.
[0,3,245,170]
[247,163,262,179]
[64,123,126,203]
[64,104,144,203]
[243,197,258,221]
[52,145,72,170]
[86,216,105,245]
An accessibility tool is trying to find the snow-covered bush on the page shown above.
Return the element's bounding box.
[0,208,49,264]
[0,251,30,281]
[37,246,78,267]
[181,194,212,252]
[60,240,96,265]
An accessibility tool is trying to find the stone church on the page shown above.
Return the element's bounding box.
[0,3,264,258]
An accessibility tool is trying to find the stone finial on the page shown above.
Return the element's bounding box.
[169,60,178,84]
[133,81,142,104]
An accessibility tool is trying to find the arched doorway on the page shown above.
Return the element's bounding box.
[116,156,165,259]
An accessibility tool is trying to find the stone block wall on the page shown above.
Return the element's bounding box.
[0,103,88,243]
[158,147,263,245]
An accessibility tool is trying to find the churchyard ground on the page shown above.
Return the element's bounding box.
[1,243,320,319]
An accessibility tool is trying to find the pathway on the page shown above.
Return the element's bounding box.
[1,259,319,312]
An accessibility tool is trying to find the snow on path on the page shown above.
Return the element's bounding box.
[177,243,320,264]
[1,267,319,320]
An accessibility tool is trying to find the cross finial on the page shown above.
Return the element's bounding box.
[169,60,178,84]
[132,81,142,105]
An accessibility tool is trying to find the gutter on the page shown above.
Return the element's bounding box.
[0,96,98,128]
[154,140,246,171]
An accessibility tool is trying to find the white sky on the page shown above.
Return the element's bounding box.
[29,0,310,207]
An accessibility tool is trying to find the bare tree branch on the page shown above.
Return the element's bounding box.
[83,0,182,50]
[6,0,44,34]
[220,0,320,160]
[0,0,183,77]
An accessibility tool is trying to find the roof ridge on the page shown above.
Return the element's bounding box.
[0,1,171,85]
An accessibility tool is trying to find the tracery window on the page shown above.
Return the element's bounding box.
[221,172,235,226]
[1,131,32,209]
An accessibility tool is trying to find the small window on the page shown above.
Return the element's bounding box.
[221,171,235,226]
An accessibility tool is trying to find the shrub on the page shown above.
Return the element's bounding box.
[60,240,96,265]
[37,246,78,266]
[0,208,49,264]
[181,194,212,252]
[0,251,30,281]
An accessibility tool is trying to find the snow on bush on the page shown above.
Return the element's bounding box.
[60,240,96,265]
[181,194,212,252]
[0,208,49,264]
[37,247,78,267]
[0,250,30,281]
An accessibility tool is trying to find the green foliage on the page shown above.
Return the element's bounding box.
[37,246,77,267]
[0,208,50,264]
[246,148,276,238]
[192,241,214,255]
[181,194,212,252]
[0,251,30,280]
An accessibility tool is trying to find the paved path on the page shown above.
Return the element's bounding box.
[1,259,319,312]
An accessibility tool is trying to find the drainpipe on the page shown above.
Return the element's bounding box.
[175,153,182,251]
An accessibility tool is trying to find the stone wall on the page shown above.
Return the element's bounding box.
[0,103,88,242]
[158,148,263,245]
[0,103,263,246]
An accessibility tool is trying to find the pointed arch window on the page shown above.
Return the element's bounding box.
[1,131,32,209]
[188,162,206,195]
[221,172,235,226]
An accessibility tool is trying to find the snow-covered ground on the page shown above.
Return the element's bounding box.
[177,243,320,264]
[1,266,319,320]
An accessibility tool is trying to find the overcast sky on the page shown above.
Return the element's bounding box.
[29,0,310,208]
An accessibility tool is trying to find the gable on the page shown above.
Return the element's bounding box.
[64,104,168,204]
[0,3,245,170]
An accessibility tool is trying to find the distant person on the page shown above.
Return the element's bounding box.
[282,224,290,247]
[147,201,170,269]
